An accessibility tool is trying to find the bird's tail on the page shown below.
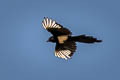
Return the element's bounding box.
[71,35,102,43]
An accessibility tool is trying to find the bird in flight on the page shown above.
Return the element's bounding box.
[42,17,102,60]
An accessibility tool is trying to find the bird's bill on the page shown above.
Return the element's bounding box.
[46,40,50,42]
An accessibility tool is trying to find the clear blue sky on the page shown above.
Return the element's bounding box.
[0,0,120,80]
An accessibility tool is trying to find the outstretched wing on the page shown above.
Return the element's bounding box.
[55,41,76,60]
[42,17,72,36]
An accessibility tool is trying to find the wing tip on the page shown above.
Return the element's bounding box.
[55,50,72,60]
[42,17,62,29]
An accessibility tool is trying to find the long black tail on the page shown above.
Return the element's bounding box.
[71,35,102,43]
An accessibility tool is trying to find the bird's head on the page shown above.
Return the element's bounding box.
[47,36,56,43]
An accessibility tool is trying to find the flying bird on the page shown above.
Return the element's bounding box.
[42,17,102,60]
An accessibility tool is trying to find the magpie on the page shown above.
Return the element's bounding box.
[42,17,102,60]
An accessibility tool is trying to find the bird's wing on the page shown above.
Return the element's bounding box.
[42,17,72,36]
[55,41,76,60]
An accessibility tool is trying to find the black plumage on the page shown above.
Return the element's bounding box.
[42,17,102,60]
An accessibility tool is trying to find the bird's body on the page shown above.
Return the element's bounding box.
[42,17,102,60]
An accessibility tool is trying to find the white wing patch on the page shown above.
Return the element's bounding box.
[42,17,61,29]
[55,50,71,60]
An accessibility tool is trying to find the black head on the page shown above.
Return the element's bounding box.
[47,36,56,43]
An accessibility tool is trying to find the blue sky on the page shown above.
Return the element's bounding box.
[0,0,120,80]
